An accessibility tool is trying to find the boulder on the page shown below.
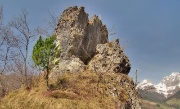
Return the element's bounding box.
[51,57,86,78]
[88,39,131,74]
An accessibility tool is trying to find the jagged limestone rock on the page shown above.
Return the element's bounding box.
[52,6,108,75]
[51,6,131,76]
[54,6,108,63]
[88,39,131,74]
[52,6,130,75]
[51,6,137,109]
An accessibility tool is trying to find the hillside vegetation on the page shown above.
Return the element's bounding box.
[139,90,180,109]
[1,71,137,109]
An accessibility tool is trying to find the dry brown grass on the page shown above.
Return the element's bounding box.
[0,71,134,109]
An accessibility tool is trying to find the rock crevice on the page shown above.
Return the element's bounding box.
[52,6,130,75]
[54,6,108,64]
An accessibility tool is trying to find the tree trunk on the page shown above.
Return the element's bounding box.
[24,44,28,87]
[46,69,49,87]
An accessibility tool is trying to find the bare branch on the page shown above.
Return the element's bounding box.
[108,25,116,36]
[47,9,58,30]
[9,9,37,86]
[36,10,58,36]
[0,46,10,74]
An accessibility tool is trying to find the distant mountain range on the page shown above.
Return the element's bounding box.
[136,72,180,103]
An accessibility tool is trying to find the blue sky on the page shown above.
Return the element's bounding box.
[1,0,180,84]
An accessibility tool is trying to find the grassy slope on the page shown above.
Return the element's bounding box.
[166,98,180,109]
[140,98,180,109]
[140,90,180,109]
[138,89,166,103]
[165,90,180,109]
[1,71,134,109]
[140,99,175,109]
[166,90,180,101]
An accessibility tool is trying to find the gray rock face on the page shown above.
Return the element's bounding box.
[88,39,131,74]
[52,6,108,75]
[54,6,108,63]
[52,57,86,77]
[52,6,130,75]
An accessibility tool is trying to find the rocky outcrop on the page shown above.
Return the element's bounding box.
[52,6,130,75]
[51,7,135,108]
[88,39,130,74]
[52,6,109,75]
[54,6,108,63]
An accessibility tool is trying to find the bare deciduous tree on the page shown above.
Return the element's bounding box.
[0,7,58,94]
[0,6,17,97]
[9,9,37,87]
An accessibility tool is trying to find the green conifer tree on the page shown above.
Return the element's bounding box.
[32,35,60,87]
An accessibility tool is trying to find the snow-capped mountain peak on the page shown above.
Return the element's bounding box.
[156,82,168,97]
[137,79,153,86]
[161,72,180,86]
[137,72,180,98]
[136,79,155,90]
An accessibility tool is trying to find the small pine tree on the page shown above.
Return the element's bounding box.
[32,35,60,87]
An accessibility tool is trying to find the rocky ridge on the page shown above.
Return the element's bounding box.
[52,6,130,76]
[50,6,140,109]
